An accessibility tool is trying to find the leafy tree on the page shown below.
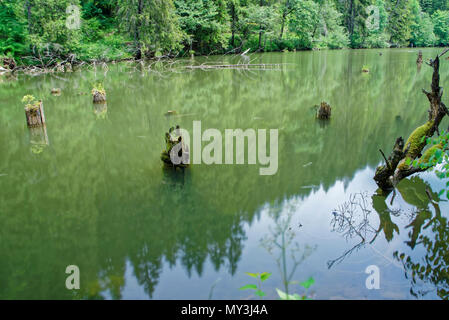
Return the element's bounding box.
[387,0,412,47]
[118,0,183,58]
[288,0,320,49]
[317,0,350,49]
[432,9,449,45]
[410,0,436,46]
[337,0,371,47]
[175,0,229,54]
[363,0,389,48]
[0,0,28,57]
[278,0,299,40]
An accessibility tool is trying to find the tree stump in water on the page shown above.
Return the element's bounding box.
[51,88,61,95]
[92,88,106,103]
[317,102,331,120]
[161,126,190,169]
[417,51,423,64]
[25,101,46,128]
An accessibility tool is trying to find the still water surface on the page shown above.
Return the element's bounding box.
[0,48,448,299]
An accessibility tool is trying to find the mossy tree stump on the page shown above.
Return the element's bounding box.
[92,84,107,103]
[92,90,106,103]
[25,101,46,128]
[317,101,331,120]
[161,125,190,169]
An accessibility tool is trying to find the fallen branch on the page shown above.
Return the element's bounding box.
[184,63,285,70]
[374,52,448,192]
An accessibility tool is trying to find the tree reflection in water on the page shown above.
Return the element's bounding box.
[329,176,449,299]
[260,204,316,297]
[393,177,449,299]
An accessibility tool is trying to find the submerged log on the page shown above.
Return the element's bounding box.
[374,52,449,192]
[161,125,190,169]
[25,101,46,128]
[317,101,331,119]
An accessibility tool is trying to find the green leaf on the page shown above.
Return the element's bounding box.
[239,284,257,290]
[245,272,259,279]
[300,277,315,289]
[254,290,266,297]
[260,272,272,282]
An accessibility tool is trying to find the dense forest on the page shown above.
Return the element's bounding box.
[0,0,449,65]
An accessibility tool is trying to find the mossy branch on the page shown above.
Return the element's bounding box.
[374,52,449,192]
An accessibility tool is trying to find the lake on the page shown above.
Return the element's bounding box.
[0,48,448,299]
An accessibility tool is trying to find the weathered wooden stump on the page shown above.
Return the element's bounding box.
[161,125,190,169]
[25,101,46,128]
[92,84,107,103]
[51,88,61,95]
[417,50,423,64]
[317,101,331,120]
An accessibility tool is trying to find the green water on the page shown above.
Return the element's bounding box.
[0,48,448,300]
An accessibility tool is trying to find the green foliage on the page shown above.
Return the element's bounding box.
[2,0,449,63]
[387,0,413,47]
[364,0,390,48]
[175,0,229,54]
[416,130,449,199]
[317,1,350,49]
[92,82,105,94]
[22,94,40,110]
[0,1,28,57]
[432,9,449,45]
[288,0,320,49]
[118,0,183,57]
[239,272,272,298]
[410,0,437,47]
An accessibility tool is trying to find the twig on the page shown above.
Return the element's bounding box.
[379,149,392,170]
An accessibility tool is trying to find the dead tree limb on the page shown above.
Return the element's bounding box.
[374,53,449,192]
